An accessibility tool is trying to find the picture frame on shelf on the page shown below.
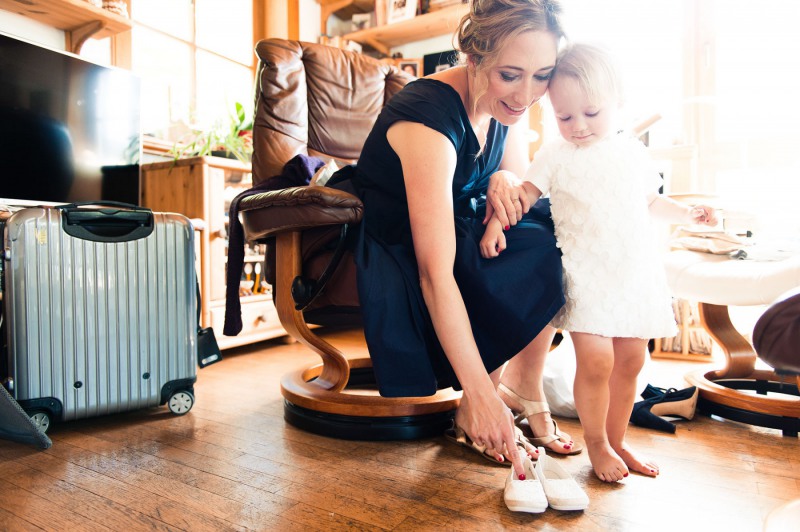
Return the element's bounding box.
[397,59,423,77]
[387,0,418,24]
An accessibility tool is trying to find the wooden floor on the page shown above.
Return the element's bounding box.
[1,327,798,531]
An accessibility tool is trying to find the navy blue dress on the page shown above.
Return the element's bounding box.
[341,79,564,397]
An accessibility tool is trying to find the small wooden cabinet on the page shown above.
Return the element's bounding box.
[141,156,288,350]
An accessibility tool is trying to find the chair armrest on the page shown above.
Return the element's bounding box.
[239,186,363,241]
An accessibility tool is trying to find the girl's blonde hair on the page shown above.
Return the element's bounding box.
[552,43,624,107]
[455,0,566,113]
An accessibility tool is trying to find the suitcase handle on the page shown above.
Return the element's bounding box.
[58,202,154,242]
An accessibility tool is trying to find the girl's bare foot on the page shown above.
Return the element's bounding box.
[586,441,628,482]
[615,442,659,477]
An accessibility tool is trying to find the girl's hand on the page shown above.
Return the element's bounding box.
[690,205,718,226]
[480,218,507,258]
[484,170,530,228]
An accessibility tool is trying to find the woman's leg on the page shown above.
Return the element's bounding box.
[497,326,577,454]
[571,332,628,482]
[609,337,659,477]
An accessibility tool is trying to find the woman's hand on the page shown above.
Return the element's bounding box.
[457,386,526,479]
[484,170,530,228]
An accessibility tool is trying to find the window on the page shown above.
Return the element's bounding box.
[554,0,800,236]
[131,0,254,141]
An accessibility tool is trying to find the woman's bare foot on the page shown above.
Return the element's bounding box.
[497,383,579,455]
[614,442,659,477]
[587,441,628,482]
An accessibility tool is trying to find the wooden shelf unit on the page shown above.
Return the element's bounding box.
[651,298,714,363]
[141,156,289,350]
[324,2,468,56]
[0,0,132,53]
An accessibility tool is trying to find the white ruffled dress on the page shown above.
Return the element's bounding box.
[526,133,677,339]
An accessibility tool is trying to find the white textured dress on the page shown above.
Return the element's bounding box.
[525,133,678,339]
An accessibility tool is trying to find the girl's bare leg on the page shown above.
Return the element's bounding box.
[571,332,628,482]
[498,326,576,454]
[608,337,659,477]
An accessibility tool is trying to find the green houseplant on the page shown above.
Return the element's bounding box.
[169,102,253,165]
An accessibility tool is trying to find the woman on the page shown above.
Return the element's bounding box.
[339,0,576,479]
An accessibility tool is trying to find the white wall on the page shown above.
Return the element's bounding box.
[298,0,321,43]
[0,9,64,49]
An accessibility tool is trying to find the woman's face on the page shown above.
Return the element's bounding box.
[548,75,618,147]
[477,31,558,126]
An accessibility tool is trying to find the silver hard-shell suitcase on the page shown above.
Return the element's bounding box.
[1,203,198,432]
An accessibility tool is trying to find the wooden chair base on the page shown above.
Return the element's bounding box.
[686,369,800,437]
[268,231,461,440]
[684,302,800,437]
[281,357,461,440]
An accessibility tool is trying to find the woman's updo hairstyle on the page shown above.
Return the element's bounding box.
[456,0,565,72]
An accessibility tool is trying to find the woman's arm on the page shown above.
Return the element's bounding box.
[484,118,532,227]
[387,120,524,474]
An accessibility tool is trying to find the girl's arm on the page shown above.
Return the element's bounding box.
[647,192,718,226]
[481,178,544,259]
[386,120,524,476]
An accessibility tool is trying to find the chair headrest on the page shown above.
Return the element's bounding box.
[251,38,412,183]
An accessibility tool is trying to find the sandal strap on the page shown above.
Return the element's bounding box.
[498,383,551,418]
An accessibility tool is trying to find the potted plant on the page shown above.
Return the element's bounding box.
[169,102,253,165]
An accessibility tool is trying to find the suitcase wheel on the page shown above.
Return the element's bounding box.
[28,410,52,433]
[167,390,195,415]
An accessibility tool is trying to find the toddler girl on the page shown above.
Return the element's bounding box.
[481,43,717,482]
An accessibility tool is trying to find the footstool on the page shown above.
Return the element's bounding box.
[663,249,800,436]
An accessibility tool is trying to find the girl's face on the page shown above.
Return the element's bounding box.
[548,75,618,147]
[477,31,558,126]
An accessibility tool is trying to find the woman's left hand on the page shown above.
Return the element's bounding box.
[484,170,530,228]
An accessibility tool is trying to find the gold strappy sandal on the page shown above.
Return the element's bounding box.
[498,383,583,456]
[444,421,539,465]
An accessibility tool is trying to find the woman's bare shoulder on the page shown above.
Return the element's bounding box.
[427,65,467,102]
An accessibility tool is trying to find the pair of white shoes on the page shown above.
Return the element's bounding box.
[504,447,589,513]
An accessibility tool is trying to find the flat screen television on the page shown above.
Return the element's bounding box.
[0,31,141,205]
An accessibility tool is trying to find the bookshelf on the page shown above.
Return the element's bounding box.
[321,2,468,56]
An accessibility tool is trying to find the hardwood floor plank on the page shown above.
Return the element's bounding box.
[3,466,175,531]
[0,478,111,531]
[0,506,44,532]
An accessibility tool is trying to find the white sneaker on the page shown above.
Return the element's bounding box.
[503,450,548,513]
[535,446,589,511]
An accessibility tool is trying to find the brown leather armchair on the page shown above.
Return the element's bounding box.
[232,39,460,440]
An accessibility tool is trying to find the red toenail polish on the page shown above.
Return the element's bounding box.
[518,474,526,481]
[623,473,629,477]
[504,225,510,231]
